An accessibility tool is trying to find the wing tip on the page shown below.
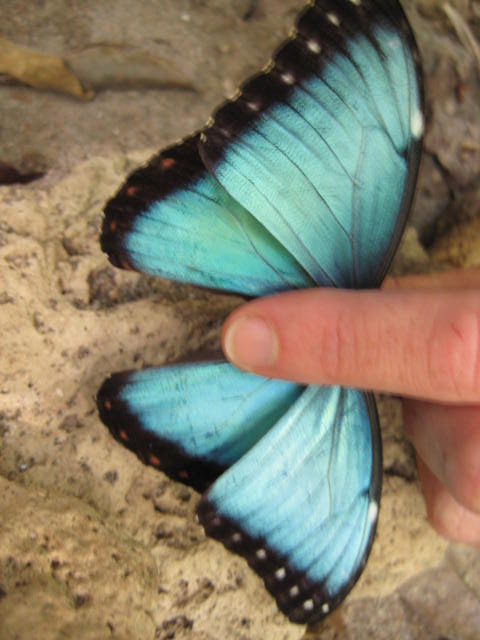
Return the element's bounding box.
[197,496,336,626]
[100,212,135,272]
[97,371,137,443]
[97,371,224,493]
[99,133,209,273]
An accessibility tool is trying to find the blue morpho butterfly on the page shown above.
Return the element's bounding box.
[97,0,424,625]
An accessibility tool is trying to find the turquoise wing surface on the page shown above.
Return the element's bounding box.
[98,0,423,625]
[200,0,423,288]
[98,361,303,493]
[199,386,381,624]
[101,135,314,296]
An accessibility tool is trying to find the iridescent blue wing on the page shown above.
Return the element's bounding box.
[97,361,303,492]
[102,1,422,294]
[198,386,381,624]
[200,0,423,288]
[101,135,314,296]
[98,0,423,624]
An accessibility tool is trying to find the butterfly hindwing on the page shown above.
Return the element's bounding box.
[101,134,314,297]
[198,385,381,624]
[98,361,303,492]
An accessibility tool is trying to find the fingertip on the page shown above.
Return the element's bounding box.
[222,312,279,372]
[417,457,480,546]
[446,437,480,516]
[401,398,419,442]
[404,401,480,516]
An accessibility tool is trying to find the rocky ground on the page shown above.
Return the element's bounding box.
[0,1,479,638]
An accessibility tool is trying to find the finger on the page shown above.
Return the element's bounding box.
[384,267,480,290]
[417,456,480,546]
[222,288,480,403]
[403,400,480,514]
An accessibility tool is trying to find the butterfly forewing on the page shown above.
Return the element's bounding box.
[200,0,423,288]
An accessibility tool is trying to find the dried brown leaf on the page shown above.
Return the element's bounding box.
[0,37,93,100]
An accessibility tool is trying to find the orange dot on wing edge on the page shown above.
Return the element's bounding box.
[104,399,112,410]
[149,454,161,466]
[161,157,175,169]
[119,430,129,441]
[119,257,134,271]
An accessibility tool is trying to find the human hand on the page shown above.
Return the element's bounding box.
[222,268,480,545]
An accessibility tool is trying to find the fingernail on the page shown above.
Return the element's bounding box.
[224,316,278,370]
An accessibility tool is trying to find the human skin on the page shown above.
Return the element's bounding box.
[222,268,480,545]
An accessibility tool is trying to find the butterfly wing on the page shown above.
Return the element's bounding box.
[198,385,381,624]
[98,360,303,492]
[200,0,423,288]
[101,1,423,294]
[101,134,314,296]
[98,0,423,623]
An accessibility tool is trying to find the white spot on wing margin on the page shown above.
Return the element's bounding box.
[410,108,424,139]
[368,500,379,525]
